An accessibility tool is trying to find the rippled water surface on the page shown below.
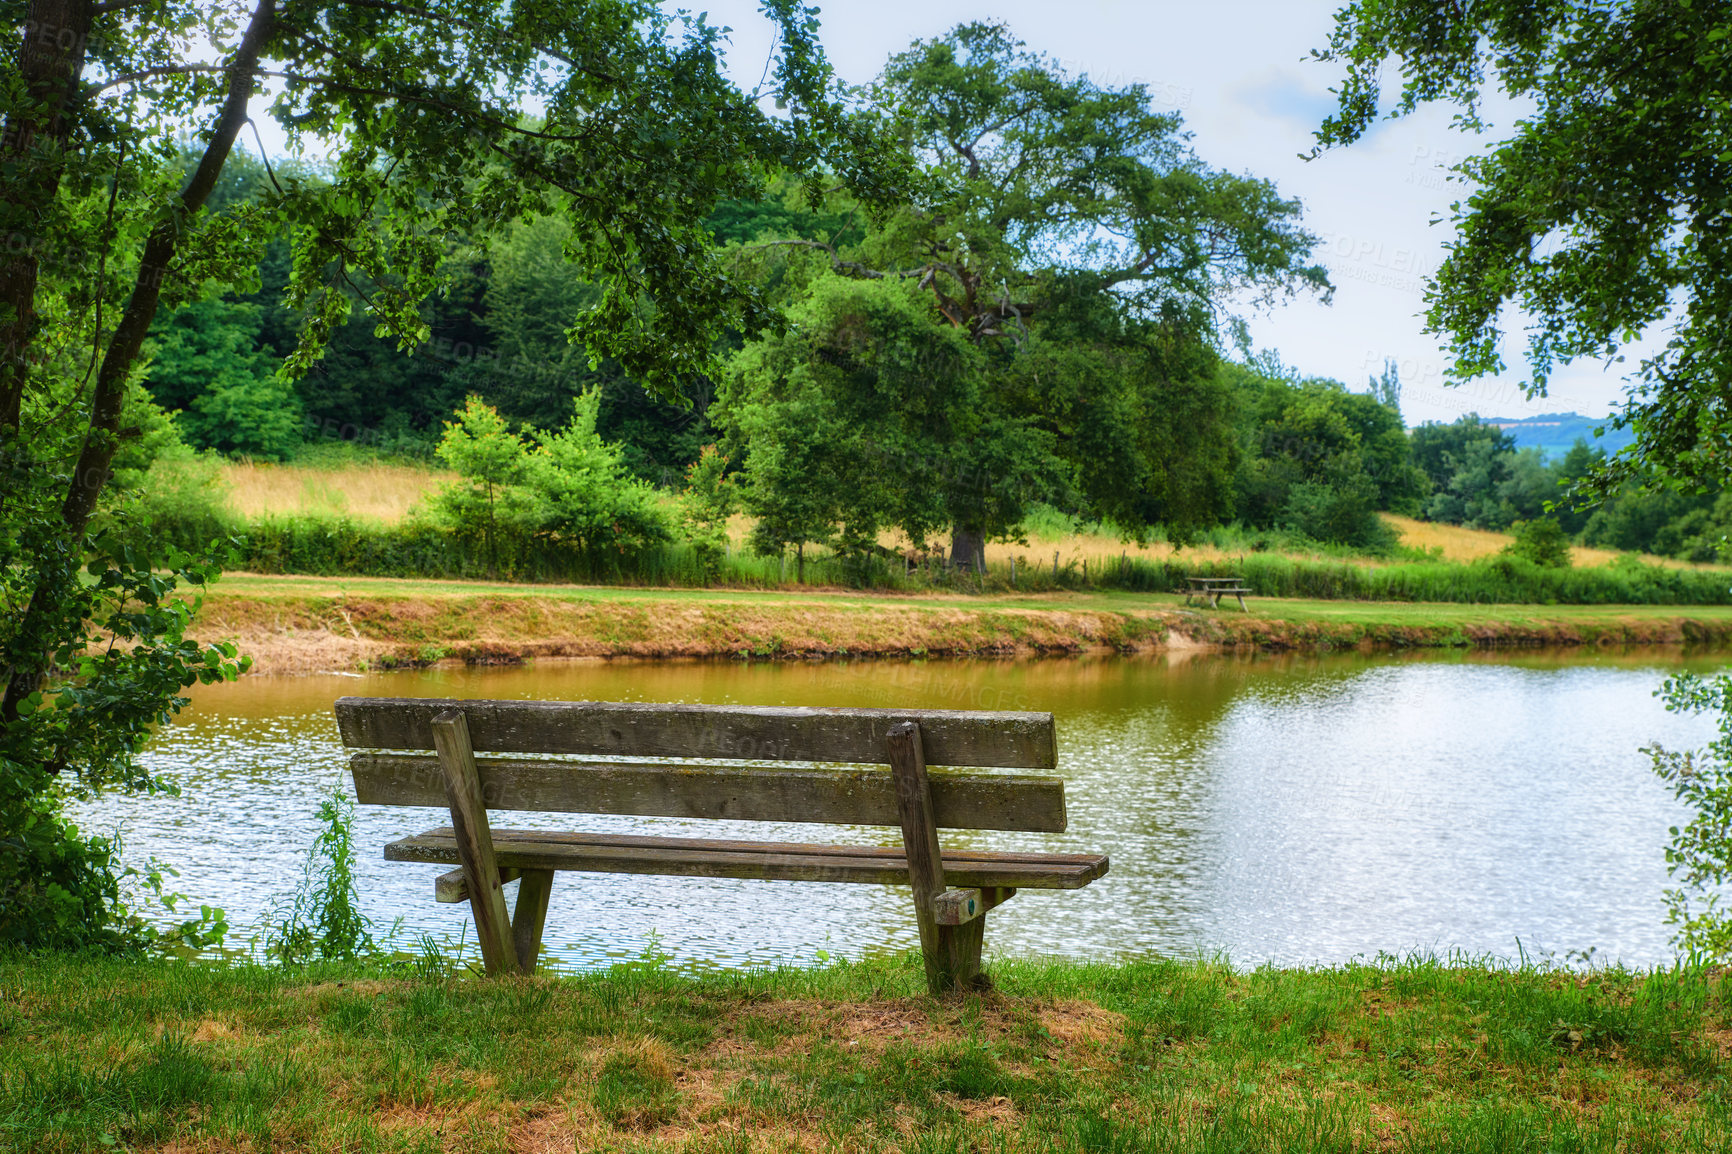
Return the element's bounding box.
[75,649,1729,970]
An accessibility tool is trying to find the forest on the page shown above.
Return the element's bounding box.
[119,23,1728,592]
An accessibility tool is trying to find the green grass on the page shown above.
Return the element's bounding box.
[3,950,1728,1152]
[210,570,1732,626]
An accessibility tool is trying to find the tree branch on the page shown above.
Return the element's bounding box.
[87,63,233,95]
[739,238,921,282]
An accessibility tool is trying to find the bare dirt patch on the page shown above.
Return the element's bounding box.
[509,1107,590,1154]
[1038,999,1126,1050]
[943,1091,1021,1126]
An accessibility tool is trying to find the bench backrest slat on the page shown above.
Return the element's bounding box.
[335,697,1058,770]
[351,753,1067,833]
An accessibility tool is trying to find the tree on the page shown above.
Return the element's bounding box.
[1409,417,1516,496]
[431,396,533,576]
[0,0,891,947]
[145,299,302,459]
[524,390,670,557]
[678,444,736,582]
[1224,358,1418,549]
[463,213,715,481]
[1312,0,1732,496]
[740,22,1329,560]
[717,275,1055,576]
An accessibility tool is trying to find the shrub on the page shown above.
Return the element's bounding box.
[1504,519,1572,568]
[1280,475,1399,554]
[1646,673,1732,962]
[523,390,672,556]
[679,444,736,583]
[264,788,375,965]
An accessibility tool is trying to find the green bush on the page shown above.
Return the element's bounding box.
[1647,673,1732,962]
[126,452,239,554]
[1504,519,1572,568]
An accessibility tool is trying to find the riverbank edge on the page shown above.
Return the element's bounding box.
[2,951,1725,1153]
[198,588,1732,675]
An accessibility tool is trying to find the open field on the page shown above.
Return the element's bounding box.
[1380,514,1702,569]
[198,573,1732,674]
[220,460,455,523]
[3,950,1727,1153]
[213,462,1717,574]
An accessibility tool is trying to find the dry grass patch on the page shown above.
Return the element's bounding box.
[1384,513,1716,569]
[220,460,451,523]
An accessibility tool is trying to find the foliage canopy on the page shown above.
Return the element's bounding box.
[1313,0,1732,496]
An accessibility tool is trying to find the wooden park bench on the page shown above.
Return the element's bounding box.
[1184,575,1252,611]
[334,697,1109,993]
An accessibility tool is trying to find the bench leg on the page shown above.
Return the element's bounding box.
[1236,593,1247,612]
[947,912,987,990]
[431,709,520,977]
[889,720,987,995]
[511,868,554,975]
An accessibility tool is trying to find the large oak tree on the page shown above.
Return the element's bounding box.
[729,22,1330,565]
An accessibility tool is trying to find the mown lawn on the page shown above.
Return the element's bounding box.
[3,951,1728,1152]
[209,571,1732,629]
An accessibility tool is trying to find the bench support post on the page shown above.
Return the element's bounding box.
[888,721,985,995]
[431,709,520,977]
[511,868,554,975]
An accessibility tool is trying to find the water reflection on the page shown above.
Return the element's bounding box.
[74,648,1727,970]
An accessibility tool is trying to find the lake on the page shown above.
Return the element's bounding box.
[76,648,1728,971]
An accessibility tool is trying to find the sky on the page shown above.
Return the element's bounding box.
[246,0,1640,428]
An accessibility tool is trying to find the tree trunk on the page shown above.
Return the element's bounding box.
[950,526,986,573]
[57,0,274,541]
[2,0,276,722]
[796,542,805,583]
[0,0,94,435]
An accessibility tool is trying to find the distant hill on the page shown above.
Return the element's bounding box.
[1474,412,1633,459]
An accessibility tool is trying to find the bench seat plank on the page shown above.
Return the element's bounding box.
[352,753,1067,832]
[389,827,1108,891]
[337,698,1058,769]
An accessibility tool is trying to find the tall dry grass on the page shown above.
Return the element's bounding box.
[220,461,452,523]
[216,461,1723,574]
[1383,514,1711,569]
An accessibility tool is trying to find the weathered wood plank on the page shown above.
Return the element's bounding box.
[386,827,1110,890]
[352,753,1067,833]
[932,886,1016,926]
[889,720,960,993]
[336,698,1058,769]
[934,888,981,925]
[949,915,987,988]
[434,865,521,903]
[511,869,554,976]
[431,711,519,976]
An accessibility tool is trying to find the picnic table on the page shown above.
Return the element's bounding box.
[1184,575,1252,611]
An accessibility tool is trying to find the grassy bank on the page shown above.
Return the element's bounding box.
[3,951,1727,1153]
[198,575,1732,674]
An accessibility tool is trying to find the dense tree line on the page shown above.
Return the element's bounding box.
[135,19,1732,573]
